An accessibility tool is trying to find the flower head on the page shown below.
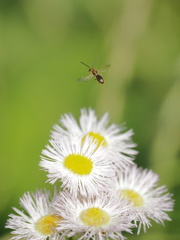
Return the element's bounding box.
[40,136,115,198]
[53,190,137,240]
[5,188,63,240]
[115,164,174,234]
[51,108,138,171]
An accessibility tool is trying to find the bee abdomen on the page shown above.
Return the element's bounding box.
[96,74,104,84]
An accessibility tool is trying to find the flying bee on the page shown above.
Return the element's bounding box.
[77,57,111,85]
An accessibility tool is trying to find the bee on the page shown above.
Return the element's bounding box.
[77,57,110,85]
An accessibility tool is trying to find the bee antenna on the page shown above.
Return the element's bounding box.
[80,62,90,69]
[92,56,97,68]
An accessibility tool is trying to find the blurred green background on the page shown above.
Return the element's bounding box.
[0,0,180,239]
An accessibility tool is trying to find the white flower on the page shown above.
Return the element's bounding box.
[40,136,115,198]
[53,190,137,240]
[51,108,138,171]
[5,188,64,240]
[115,164,174,234]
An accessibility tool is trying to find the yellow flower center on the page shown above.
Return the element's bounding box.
[82,132,107,149]
[80,207,110,227]
[35,214,62,236]
[64,154,93,175]
[120,189,144,207]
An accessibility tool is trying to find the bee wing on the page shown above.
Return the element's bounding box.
[77,74,93,82]
[98,64,111,72]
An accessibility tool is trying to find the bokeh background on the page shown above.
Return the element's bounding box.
[0,0,180,239]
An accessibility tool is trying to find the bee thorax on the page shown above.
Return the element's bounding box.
[90,68,98,76]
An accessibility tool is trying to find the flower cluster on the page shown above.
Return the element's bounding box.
[6,108,174,240]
